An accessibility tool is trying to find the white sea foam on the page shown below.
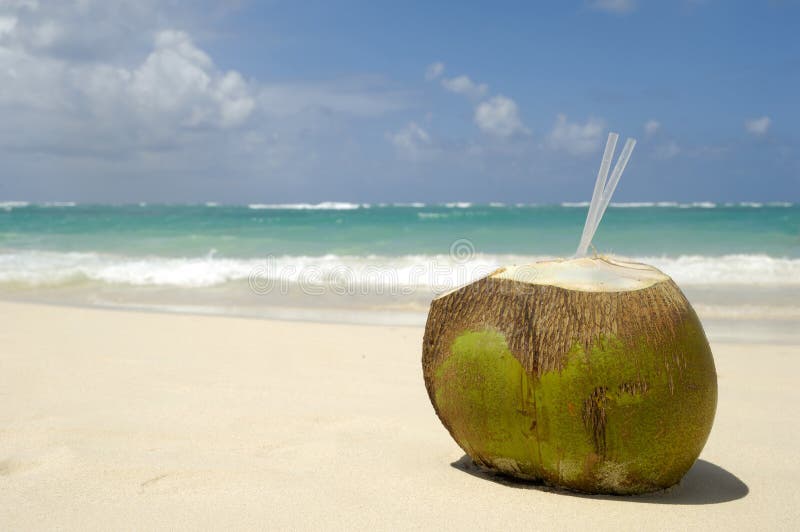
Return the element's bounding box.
[561,202,590,207]
[1,250,798,290]
[442,202,472,208]
[0,251,256,287]
[392,202,426,208]
[683,201,716,208]
[248,202,361,210]
[608,202,680,208]
[0,201,29,211]
[608,201,719,208]
[641,254,800,286]
[41,201,77,207]
[609,202,657,208]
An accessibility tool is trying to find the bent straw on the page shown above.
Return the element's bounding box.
[575,132,618,257]
[575,135,637,257]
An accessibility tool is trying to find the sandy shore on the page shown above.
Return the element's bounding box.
[1,301,797,530]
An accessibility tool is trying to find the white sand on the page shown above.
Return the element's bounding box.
[1,301,797,530]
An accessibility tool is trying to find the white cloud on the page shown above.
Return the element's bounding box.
[655,140,681,159]
[547,114,605,155]
[745,116,771,136]
[128,30,255,128]
[0,0,177,62]
[0,1,411,161]
[387,121,432,160]
[474,95,528,138]
[425,61,444,81]
[589,0,637,14]
[644,119,661,137]
[0,12,256,138]
[0,1,429,201]
[441,75,488,99]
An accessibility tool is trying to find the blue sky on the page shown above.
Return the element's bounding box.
[0,0,797,203]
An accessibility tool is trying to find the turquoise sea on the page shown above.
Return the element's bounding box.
[1,201,798,338]
[2,201,798,258]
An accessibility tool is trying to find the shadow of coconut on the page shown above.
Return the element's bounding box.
[450,455,748,505]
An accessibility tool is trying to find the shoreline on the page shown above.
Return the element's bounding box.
[2,293,799,344]
[1,301,798,529]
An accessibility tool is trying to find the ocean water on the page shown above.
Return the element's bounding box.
[1,201,798,338]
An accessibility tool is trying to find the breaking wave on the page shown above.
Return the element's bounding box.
[1,250,798,289]
[248,202,363,210]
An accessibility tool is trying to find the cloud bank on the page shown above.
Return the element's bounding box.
[0,0,418,200]
[0,2,792,204]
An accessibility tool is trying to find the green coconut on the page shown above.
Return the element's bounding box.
[422,256,717,494]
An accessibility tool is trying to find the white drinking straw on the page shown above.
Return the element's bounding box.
[575,133,636,257]
[576,132,618,257]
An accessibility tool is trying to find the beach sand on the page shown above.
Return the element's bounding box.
[1,301,797,530]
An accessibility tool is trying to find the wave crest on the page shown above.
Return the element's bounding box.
[1,251,798,289]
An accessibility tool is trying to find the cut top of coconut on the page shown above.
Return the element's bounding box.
[491,256,670,292]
